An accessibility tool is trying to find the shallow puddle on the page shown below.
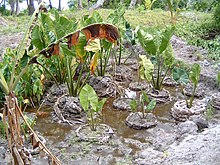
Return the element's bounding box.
[33,86,177,145]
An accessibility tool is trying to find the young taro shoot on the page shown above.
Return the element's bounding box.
[172,63,201,108]
[79,84,106,131]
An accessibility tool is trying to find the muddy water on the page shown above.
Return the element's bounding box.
[33,86,176,145]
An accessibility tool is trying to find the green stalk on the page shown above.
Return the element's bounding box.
[151,75,156,89]
[159,66,170,90]
[75,63,86,96]
[118,38,122,65]
[180,85,189,108]
[90,108,95,131]
[57,57,62,84]
[66,57,74,96]
[189,84,197,108]
[103,48,112,76]
[156,59,161,90]
[100,49,103,76]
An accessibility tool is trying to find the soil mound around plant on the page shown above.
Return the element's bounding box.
[88,76,118,97]
[129,81,150,91]
[108,65,133,82]
[53,95,84,125]
[112,97,133,111]
[125,112,157,130]
[43,84,68,106]
[75,124,114,143]
[171,99,206,121]
[147,88,171,104]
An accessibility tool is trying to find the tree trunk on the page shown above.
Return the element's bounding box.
[9,0,15,15]
[15,0,20,15]
[28,0,35,15]
[129,0,137,9]
[89,0,105,10]
[78,0,83,9]
[48,0,52,9]
[58,0,61,11]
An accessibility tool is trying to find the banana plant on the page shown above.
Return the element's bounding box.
[172,63,201,108]
[137,26,175,91]
[79,84,106,131]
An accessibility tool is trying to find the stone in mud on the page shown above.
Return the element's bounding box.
[88,76,117,97]
[211,92,220,111]
[145,126,177,151]
[112,98,133,111]
[134,148,164,165]
[53,95,84,125]
[129,81,150,91]
[125,112,157,130]
[43,84,68,106]
[147,88,171,104]
[163,77,179,87]
[189,115,208,131]
[171,99,206,121]
[177,120,198,136]
[57,96,83,114]
[109,65,133,82]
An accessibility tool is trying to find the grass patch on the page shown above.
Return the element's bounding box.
[1,9,218,60]
[0,15,29,35]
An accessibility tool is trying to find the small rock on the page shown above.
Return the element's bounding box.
[189,115,208,131]
[177,120,198,135]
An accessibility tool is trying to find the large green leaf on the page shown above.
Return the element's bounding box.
[79,84,98,111]
[96,98,107,112]
[159,26,175,54]
[163,44,174,67]
[74,36,87,62]
[31,25,44,50]
[139,55,154,82]
[172,67,189,85]
[146,99,156,112]
[137,29,157,55]
[189,63,201,85]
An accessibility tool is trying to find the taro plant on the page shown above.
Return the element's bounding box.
[107,5,134,65]
[130,91,156,118]
[79,84,106,131]
[172,63,201,108]
[137,26,175,91]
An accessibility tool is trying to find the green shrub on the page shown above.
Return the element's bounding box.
[214,4,220,25]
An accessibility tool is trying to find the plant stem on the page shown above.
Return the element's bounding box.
[100,49,103,76]
[159,66,170,90]
[156,59,161,90]
[66,57,74,96]
[180,85,189,108]
[118,38,122,65]
[189,84,197,108]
